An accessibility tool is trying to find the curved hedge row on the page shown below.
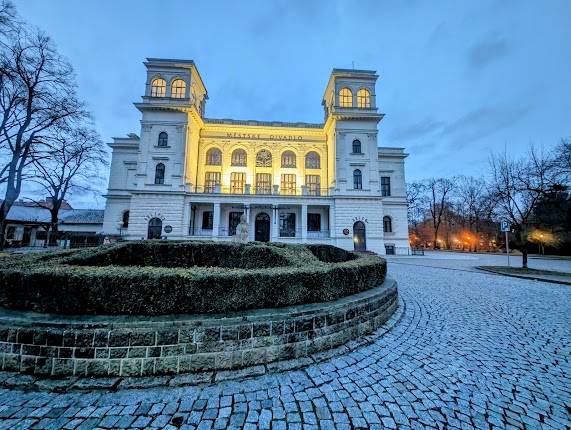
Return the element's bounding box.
[0,241,386,315]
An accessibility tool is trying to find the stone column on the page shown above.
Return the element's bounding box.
[182,201,191,237]
[271,205,279,241]
[301,204,307,241]
[329,205,335,239]
[213,203,221,238]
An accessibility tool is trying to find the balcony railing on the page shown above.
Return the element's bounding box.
[188,185,332,197]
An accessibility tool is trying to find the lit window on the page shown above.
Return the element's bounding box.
[383,216,392,233]
[256,173,272,194]
[171,79,186,98]
[305,175,321,196]
[339,88,352,107]
[305,151,320,169]
[154,163,165,184]
[353,169,362,190]
[230,172,246,194]
[158,132,168,147]
[281,151,296,168]
[231,149,247,166]
[352,139,362,154]
[281,174,296,195]
[204,172,221,193]
[206,148,222,165]
[151,78,166,97]
[381,176,391,196]
[357,88,371,108]
[256,150,272,167]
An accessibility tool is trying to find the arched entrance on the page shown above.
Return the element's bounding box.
[353,221,366,251]
[255,212,270,242]
[147,217,163,239]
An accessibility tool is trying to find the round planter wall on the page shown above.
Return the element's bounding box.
[0,278,398,377]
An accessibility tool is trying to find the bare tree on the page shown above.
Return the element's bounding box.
[426,177,455,249]
[29,124,107,245]
[406,181,426,228]
[489,147,556,268]
[0,14,87,247]
[553,137,571,184]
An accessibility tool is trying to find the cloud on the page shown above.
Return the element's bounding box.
[467,36,511,70]
[439,105,530,148]
[389,117,445,141]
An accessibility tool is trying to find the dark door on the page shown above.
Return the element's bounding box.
[353,221,366,251]
[255,212,270,242]
[147,217,163,239]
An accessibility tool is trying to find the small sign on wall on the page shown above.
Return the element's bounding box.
[343,228,350,236]
[164,225,173,233]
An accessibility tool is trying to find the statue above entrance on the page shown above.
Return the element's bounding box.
[234,214,249,243]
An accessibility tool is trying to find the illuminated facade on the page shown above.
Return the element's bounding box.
[102,58,409,254]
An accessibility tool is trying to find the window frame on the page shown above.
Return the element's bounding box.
[381,176,391,197]
[305,151,320,169]
[279,212,296,237]
[339,87,353,107]
[171,79,186,98]
[230,172,246,194]
[231,148,247,166]
[352,139,362,154]
[281,151,296,168]
[150,78,166,97]
[154,163,165,185]
[157,131,168,147]
[204,171,221,193]
[383,216,392,233]
[305,174,321,196]
[357,88,371,108]
[307,213,321,232]
[281,173,296,195]
[353,169,362,190]
[201,211,213,230]
[206,148,222,166]
[255,173,272,194]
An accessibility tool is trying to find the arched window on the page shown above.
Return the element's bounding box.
[256,150,272,167]
[353,169,362,190]
[150,78,166,97]
[171,79,186,98]
[122,210,129,228]
[281,151,296,168]
[155,163,165,184]
[157,132,168,147]
[339,88,353,107]
[206,148,222,166]
[383,216,392,233]
[357,88,371,108]
[231,148,247,166]
[305,151,320,169]
[352,139,362,154]
[147,218,163,239]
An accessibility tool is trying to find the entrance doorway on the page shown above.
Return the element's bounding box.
[147,217,163,239]
[255,212,270,242]
[353,221,366,251]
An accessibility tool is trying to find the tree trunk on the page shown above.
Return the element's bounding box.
[522,246,528,268]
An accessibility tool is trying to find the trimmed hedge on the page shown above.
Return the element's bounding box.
[0,241,386,315]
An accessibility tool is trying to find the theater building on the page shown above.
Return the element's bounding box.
[102,58,409,254]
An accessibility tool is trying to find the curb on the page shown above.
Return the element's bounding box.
[476,266,571,286]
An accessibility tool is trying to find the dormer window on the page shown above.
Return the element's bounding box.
[357,88,371,108]
[339,88,353,107]
[150,78,166,97]
[171,79,186,98]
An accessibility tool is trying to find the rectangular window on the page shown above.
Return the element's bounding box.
[385,245,395,255]
[381,176,391,197]
[256,173,272,194]
[204,172,220,193]
[279,213,296,237]
[281,174,296,195]
[305,175,321,196]
[307,213,321,232]
[6,226,16,240]
[228,211,243,236]
[201,211,213,230]
[230,172,246,194]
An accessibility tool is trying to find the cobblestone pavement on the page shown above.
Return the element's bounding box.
[0,261,570,429]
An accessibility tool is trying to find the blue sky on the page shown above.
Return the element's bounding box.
[13,0,571,207]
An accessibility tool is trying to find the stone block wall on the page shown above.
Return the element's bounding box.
[0,279,397,377]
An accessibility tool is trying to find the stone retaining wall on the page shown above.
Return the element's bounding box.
[0,278,397,377]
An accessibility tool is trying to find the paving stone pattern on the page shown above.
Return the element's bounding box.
[0,263,569,429]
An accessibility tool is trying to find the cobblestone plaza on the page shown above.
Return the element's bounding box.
[0,253,569,429]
